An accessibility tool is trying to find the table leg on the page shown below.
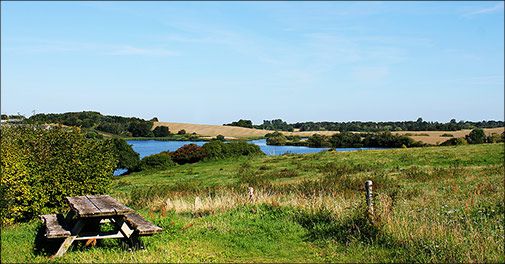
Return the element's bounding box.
[53,219,85,257]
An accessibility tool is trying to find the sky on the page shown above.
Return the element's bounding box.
[1,1,504,124]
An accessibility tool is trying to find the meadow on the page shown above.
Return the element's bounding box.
[2,143,504,263]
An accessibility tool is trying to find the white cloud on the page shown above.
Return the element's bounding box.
[5,38,177,57]
[464,2,504,16]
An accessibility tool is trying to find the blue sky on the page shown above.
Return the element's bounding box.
[1,1,503,124]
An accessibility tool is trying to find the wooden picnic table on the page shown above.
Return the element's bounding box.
[39,195,162,257]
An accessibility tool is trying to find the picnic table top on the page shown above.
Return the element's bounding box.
[66,195,134,218]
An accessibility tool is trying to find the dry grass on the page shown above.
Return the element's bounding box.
[144,189,356,217]
[155,121,504,144]
[393,127,504,145]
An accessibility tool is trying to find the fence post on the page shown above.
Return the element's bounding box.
[365,180,374,217]
[248,187,255,203]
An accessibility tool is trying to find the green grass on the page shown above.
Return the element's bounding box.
[2,143,504,263]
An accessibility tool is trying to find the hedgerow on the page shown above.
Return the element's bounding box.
[0,125,116,224]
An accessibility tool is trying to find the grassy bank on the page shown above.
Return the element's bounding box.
[2,144,504,263]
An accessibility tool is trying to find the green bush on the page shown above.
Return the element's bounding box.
[138,152,176,171]
[0,125,116,224]
[440,137,468,146]
[466,128,486,144]
[203,140,264,160]
[110,138,139,172]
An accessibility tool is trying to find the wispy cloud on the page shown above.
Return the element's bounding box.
[5,38,177,57]
[464,2,504,16]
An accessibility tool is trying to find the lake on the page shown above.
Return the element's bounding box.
[114,139,382,175]
[126,139,382,158]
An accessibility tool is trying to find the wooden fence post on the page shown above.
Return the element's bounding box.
[248,187,255,203]
[365,180,374,217]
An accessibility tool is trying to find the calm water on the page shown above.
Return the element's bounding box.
[126,139,381,158]
[114,139,382,175]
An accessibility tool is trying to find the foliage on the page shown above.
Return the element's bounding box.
[110,138,140,172]
[128,121,154,137]
[256,119,294,132]
[330,132,363,148]
[307,134,332,147]
[265,132,288,146]
[152,126,170,137]
[27,111,153,137]
[466,128,487,144]
[216,135,225,141]
[177,129,187,135]
[293,118,504,132]
[202,140,264,160]
[138,152,176,171]
[440,137,468,146]
[0,125,116,224]
[171,144,207,164]
[224,119,253,128]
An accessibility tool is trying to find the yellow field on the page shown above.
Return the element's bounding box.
[154,121,504,144]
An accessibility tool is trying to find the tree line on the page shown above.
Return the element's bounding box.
[225,117,503,132]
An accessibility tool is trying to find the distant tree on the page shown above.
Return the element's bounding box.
[216,135,225,141]
[128,121,153,137]
[1,114,8,120]
[307,134,332,148]
[111,138,140,172]
[224,119,253,128]
[150,117,159,122]
[153,126,170,137]
[177,129,187,135]
[466,128,486,144]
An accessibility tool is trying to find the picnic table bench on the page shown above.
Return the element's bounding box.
[39,195,162,257]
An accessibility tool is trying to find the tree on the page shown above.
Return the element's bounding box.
[128,121,153,137]
[216,135,225,141]
[224,119,253,128]
[111,138,140,172]
[171,144,207,164]
[150,117,159,122]
[153,126,170,137]
[466,128,486,144]
[177,129,186,135]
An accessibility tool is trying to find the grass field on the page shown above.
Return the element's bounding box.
[2,143,504,263]
[154,121,504,144]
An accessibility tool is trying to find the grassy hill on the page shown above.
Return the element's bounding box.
[2,143,504,262]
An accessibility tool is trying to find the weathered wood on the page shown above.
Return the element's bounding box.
[124,213,163,235]
[67,195,133,217]
[66,196,100,217]
[87,195,134,215]
[365,180,374,216]
[40,214,71,238]
[54,219,85,257]
[74,231,125,241]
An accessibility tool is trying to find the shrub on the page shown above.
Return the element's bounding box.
[440,133,454,137]
[110,138,139,172]
[0,125,116,224]
[153,126,170,137]
[486,133,504,143]
[266,133,288,146]
[203,140,264,160]
[307,134,332,148]
[216,135,225,141]
[138,152,176,170]
[466,128,486,144]
[440,137,468,146]
[177,129,187,135]
[171,144,207,164]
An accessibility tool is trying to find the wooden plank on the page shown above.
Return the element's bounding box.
[74,231,125,240]
[66,196,100,217]
[40,214,71,238]
[124,213,162,235]
[87,195,134,216]
[53,220,85,257]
